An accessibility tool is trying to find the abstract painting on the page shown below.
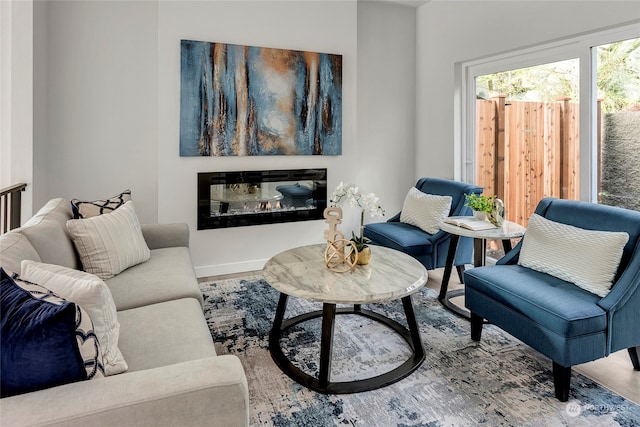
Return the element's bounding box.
[180,40,342,156]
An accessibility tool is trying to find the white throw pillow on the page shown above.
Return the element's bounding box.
[518,213,629,297]
[20,260,128,376]
[66,201,150,280]
[400,188,452,235]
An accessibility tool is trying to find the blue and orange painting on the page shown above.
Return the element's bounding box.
[180,40,342,156]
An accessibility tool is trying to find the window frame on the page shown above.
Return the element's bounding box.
[457,22,640,203]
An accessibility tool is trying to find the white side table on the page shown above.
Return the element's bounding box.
[438,218,526,319]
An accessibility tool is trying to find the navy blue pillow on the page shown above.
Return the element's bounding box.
[1,268,86,398]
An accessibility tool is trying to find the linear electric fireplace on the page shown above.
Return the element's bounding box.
[197,169,327,229]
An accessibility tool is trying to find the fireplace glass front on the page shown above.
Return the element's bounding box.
[197,169,327,229]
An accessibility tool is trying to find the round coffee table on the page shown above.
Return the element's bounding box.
[263,244,428,394]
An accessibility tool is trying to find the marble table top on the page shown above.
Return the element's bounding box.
[439,217,526,240]
[263,244,428,305]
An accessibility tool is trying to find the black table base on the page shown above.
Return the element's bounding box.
[438,234,513,320]
[269,293,425,394]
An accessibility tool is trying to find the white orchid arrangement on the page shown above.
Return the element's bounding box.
[329,182,385,248]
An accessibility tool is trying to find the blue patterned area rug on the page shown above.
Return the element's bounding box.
[199,276,640,426]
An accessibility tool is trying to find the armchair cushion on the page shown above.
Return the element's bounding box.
[399,188,451,234]
[363,222,435,258]
[465,265,606,338]
[519,213,629,297]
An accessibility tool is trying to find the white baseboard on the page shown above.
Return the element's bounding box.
[194,259,267,279]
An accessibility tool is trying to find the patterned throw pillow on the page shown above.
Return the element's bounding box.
[400,187,452,234]
[518,213,629,297]
[66,201,151,280]
[0,268,104,398]
[20,261,128,375]
[71,189,131,219]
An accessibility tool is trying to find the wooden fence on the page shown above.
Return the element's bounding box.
[475,96,596,226]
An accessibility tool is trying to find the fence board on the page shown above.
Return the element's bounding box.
[476,98,581,227]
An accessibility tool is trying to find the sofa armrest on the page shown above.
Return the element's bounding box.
[141,223,190,250]
[1,356,249,427]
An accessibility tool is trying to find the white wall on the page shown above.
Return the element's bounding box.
[416,1,640,181]
[157,1,358,276]
[157,1,417,276]
[1,0,33,222]
[34,0,159,223]
[23,0,409,276]
[357,0,417,213]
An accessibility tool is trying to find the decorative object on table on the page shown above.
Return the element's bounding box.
[329,182,384,266]
[323,206,357,272]
[180,40,342,157]
[442,216,497,231]
[487,197,505,227]
[464,193,495,221]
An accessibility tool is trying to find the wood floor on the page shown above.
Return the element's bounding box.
[200,267,640,405]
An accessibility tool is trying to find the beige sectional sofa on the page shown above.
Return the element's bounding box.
[0,198,249,426]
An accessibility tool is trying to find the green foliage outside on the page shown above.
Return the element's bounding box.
[476,38,640,114]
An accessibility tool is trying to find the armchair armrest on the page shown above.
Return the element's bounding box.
[497,240,523,265]
[598,247,640,354]
[598,242,640,313]
[141,223,190,250]
[1,356,249,427]
[387,212,401,222]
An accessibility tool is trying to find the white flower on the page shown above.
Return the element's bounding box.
[361,193,384,218]
[330,183,384,217]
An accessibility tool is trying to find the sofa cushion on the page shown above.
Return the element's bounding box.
[519,213,629,297]
[400,188,452,234]
[464,264,606,338]
[71,189,132,219]
[117,298,216,372]
[20,261,128,375]
[17,198,80,270]
[105,246,203,311]
[0,232,41,274]
[67,201,150,280]
[1,269,103,397]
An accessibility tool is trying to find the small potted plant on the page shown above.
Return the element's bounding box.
[350,232,372,265]
[464,193,496,220]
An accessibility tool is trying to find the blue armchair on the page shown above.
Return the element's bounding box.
[363,178,483,277]
[464,198,640,401]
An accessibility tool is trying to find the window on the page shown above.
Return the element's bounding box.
[596,38,640,211]
[460,23,640,221]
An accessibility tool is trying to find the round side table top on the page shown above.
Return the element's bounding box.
[263,244,427,305]
[439,217,526,240]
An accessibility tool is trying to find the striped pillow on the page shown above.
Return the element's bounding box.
[66,201,150,280]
